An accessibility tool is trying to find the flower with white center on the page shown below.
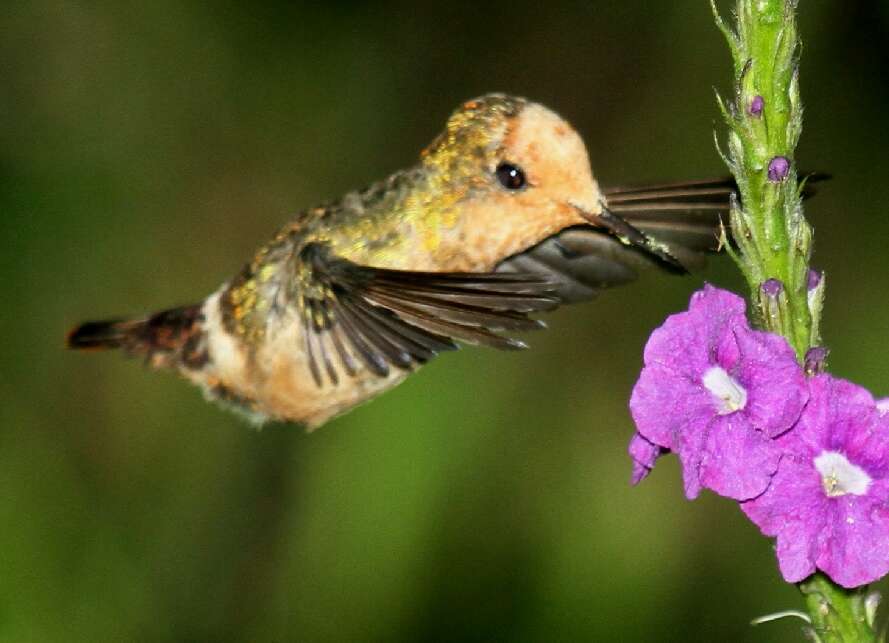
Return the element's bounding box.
[742,375,889,588]
[628,285,808,500]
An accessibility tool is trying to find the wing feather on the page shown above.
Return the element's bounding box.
[293,243,558,386]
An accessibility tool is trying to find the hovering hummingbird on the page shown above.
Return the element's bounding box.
[68,94,737,430]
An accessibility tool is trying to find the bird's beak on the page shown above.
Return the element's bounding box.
[571,202,687,274]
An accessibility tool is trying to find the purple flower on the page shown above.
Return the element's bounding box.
[768,156,791,182]
[749,95,764,117]
[741,375,889,588]
[629,285,808,500]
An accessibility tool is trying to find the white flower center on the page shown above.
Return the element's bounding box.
[702,366,748,415]
[877,399,889,416]
[813,451,871,497]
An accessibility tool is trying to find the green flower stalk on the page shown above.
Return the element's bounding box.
[711,0,878,640]
[711,0,819,359]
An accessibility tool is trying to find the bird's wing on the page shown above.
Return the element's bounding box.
[605,177,735,252]
[506,173,831,303]
[496,178,736,303]
[291,243,559,386]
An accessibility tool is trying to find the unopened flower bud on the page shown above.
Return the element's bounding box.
[761,278,784,297]
[865,591,882,628]
[768,156,790,182]
[749,95,764,117]
[807,268,822,291]
[806,268,825,346]
[805,346,829,376]
[759,279,785,331]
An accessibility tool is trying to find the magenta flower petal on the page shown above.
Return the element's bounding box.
[779,375,875,456]
[676,415,709,499]
[816,481,889,588]
[629,363,712,449]
[742,374,889,588]
[733,328,809,437]
[629,432,665,485]
[740,455,822,582]
[641,285,747,379]
[700,415,782,500]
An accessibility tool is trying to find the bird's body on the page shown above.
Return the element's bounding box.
[68,94,732,429]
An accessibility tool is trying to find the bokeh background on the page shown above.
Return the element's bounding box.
[3,1,889,641]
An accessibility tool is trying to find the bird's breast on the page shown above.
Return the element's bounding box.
[193,288,407,429]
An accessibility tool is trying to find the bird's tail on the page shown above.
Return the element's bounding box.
[67,304,206,369]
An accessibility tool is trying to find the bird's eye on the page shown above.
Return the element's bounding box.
[495,162,527,190]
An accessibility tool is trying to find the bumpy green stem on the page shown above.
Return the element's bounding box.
[712,1,877,640]
[800,575,878,643]
[712,0,817,358]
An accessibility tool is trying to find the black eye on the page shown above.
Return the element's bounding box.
[495,162,526,190]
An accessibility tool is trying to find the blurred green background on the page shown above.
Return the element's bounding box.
[3,1,889,641]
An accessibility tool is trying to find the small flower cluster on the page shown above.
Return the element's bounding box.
[629,285,889,588]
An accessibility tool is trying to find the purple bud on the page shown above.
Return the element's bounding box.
[761,278,784,297]
[807,268,822,291]
[767,156,790,182]
[804,346,829,376]
[749,95,764,117]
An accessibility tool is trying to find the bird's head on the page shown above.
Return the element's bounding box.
[418,94,603,268]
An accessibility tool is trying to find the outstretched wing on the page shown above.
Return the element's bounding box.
[501,174,829,303]
[496,178,736,303]
[293,243,559,386]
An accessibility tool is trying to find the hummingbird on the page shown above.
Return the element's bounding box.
[67,94,737,430]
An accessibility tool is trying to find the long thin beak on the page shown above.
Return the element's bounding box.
[572,203,687,274]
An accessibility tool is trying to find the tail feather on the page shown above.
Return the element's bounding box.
[67,305,206,368]
[67,318,138,350]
